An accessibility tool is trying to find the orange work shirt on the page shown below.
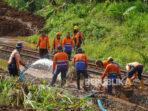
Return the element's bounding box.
[101,63,121,80]
[72,32,83,46]
[53,52,69,72]
[52,38,62,52]
[103,60,109,69]
[73,53,88,68]
[36,36,50,49]
[63,37,74,48]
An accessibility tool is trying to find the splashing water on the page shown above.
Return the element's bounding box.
[20,59,54,82]
[32,58,53,71]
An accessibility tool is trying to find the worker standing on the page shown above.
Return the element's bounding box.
[50,45,69,87]
[8,42,26,77]
[63,32,74,60]
[124,62,144,89]
[72,26,84,49]
[101,59,122,95]
[36,31,50,58]
[73,48,88,90]
[52,32,62,55]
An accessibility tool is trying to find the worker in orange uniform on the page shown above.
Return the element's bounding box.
[36,31,50,58]
[50,45,69,87]
[101,58,122,95]
[124,62,144,89]
[73,26,84,49]
[96,57,120,70]
[52,32,62,54]
[63,32,74,60]
[8,42,26,77]
[73,48,88,90]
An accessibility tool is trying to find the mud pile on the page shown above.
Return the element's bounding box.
[0,1,45,36]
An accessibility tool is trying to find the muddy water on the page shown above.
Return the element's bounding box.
[0,36,36,49]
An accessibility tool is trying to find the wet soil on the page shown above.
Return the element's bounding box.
[0,0,45,36]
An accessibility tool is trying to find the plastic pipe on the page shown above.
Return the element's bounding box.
[19,65,32,82]
[97,99,107,111]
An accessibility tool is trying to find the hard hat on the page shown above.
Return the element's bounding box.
[56,32,62,36]
[107,57,113,62]
[57,45,62,50]
[16,42,24,48]
[74,26,79,30]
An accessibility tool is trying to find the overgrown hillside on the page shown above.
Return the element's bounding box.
[5,0,148,70]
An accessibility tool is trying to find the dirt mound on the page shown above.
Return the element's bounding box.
[0,1,45,36]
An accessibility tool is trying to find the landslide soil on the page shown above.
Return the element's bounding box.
[0,0,45,36]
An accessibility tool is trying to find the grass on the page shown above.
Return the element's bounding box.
[0,77,95,110]
[0,59,8,70]
[4,0,148,70]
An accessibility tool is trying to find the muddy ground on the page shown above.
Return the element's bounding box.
[0,0,45,36]
[0,68,148,111]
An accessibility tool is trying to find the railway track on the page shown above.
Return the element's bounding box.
[0,42,148,86]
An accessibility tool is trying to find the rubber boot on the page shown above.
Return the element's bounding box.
[139,80,145,89]
[124,78,132,88]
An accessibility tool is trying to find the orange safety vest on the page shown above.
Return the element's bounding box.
[52,38,62,52]
[101,63,121,79]
[63,37,74,51]
[53,52,69,72]
[37,36,50,49]
[73,53,88,71]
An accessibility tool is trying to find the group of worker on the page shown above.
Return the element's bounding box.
[36,26,84,60]
[7,26,145,95]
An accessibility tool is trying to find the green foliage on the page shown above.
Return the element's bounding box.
[0,77,94,110]
[5,0,148,70]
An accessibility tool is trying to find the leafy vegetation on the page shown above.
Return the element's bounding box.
[4,0,148,70]
[0,77,94,110]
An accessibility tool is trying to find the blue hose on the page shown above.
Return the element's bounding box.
[83,94,107,111]
[97,99,107,111]
[19,65,32,82]
[84,94,95,98]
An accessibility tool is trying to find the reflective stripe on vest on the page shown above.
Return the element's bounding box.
[55,60,68,70]
[64,43,72,51]
[75,60,86,71]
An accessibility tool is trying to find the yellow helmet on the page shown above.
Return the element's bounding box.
[74,26,79,30]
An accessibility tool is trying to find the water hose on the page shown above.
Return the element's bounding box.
[97,99,107,111]
[19,65,32,82]
[83,94,107,111]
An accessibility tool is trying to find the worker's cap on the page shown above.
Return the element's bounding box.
[56,32,62,36]
[77,48,83,53]
[107,57,113,62]
[16,42,24,48]
[57,45,62,50]
[74,26,79,30]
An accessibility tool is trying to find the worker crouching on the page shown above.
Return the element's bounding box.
[73,48,88,90]
[124,62,144,89]
[101,58,122,95]
[8,42,26,77]
[50,45,69,87]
